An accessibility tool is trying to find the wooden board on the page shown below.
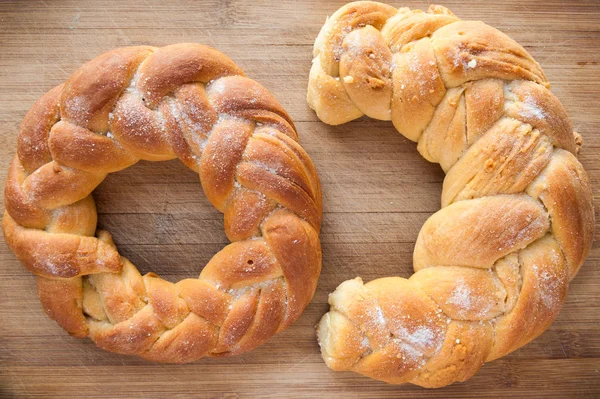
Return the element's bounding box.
[0,0,599,397]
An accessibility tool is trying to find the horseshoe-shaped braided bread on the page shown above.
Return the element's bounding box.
[3,43,322,362]
[308,2,594,387]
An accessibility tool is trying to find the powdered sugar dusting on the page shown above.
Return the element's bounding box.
[405,51,439,96]
[208,78,227,96]
[403,326,436,348]
[391,323,443,367]
[125,70,143,100]
[42,258,62,276]
[63,95,91,123]
[521,93,547,120]
[167,99,207,158]
[447,278,472,311]
[361,335,370,350]
[374,306,387,328]
[114,94,163,147]
[532,261,562,310]
[252,160,281,176]
[450,42,467,69]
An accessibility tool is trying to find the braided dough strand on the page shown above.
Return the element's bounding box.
[309,2,594,387]
[3,43,322,362]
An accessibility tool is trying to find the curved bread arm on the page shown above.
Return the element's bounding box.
[310,2,594,387]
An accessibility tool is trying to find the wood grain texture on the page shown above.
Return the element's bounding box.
[0,0,598,397]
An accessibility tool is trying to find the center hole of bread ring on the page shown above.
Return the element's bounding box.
[94,160,227,279]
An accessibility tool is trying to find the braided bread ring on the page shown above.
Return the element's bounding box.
[3,44,322,362]
[309,2,594,387]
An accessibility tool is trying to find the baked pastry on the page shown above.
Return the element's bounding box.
[3,44,322,362]
[309,2,594,387]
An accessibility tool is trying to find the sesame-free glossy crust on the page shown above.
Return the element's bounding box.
[3,43,322,363]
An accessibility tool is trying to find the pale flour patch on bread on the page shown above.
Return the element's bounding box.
[531,247,564,311]
[63,95,91,124]
[447,278,472,311]
[374,305,387,328]
[521,92,548,120]
[390,323,443,367]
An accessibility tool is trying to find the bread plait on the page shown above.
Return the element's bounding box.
[309,2,594,387]
[3,43,322,362]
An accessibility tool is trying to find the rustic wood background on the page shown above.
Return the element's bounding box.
[0,0,598,397]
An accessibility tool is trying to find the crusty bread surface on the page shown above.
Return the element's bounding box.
[4,43,322,362]
[309,2,594,387]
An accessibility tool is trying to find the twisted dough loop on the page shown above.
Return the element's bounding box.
[3,43,322,362]
[309,2,594,387]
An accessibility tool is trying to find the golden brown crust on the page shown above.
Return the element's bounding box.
[3,44,322,362]
[413,195,549,270]
[441,118,553,206]
[526,150,594,278]
[310,1,594,388]
[417,321,493,388]
[61,47,155,132]
[488,235,568,361]
[4,157,52,229]
[37,277,88,338]
[391,37,446,141]
[17,84,62,173]
[340,26,394,120]
[464,79,504,144]
[417,86,466,171]
[431,21,547,88]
